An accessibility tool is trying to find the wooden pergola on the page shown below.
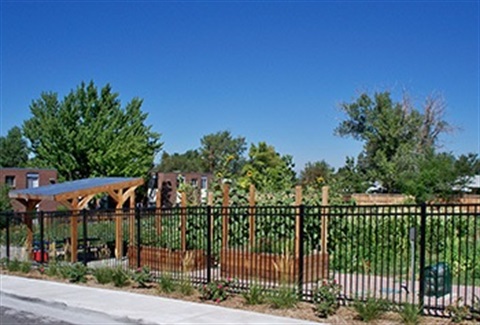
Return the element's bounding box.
[9,177,144,262]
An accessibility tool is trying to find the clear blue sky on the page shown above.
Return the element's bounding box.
[1,1,478,171]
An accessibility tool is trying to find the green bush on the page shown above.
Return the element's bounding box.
[19,261,31,273]
[268,285,298,309]
[199,278,233,303]
[157,273,176,293]
[6,258,21,272]
[111,267,130,287]
[398,303,422,325]
[242,284,266,305]
[92,267,114,284]
[131,266,153,288]
[45,262,61,277]
[60,263,88,283]
[178,280,194,296]
[313,279,342,318]
[353,296,390,322]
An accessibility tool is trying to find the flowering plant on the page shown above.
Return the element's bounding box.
[131,266,153,288]
[199,278,234,303]
[313,278,342,318]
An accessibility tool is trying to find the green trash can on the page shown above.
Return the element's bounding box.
[424,262,452,297]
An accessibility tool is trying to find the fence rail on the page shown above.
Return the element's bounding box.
[1,203,479,316]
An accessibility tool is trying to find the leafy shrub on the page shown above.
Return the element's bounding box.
[399,303,421,325]
[199,278,233,303]
[45,262,61,277]
[243,284,266,305]
[353,296,390,322]
[19,261,31,273]
[178,280,194,296]
[158,273,176,293]
[92,267,114,285]
[60,263,88,283]
[112,267,130,287]
[6,258,21,272]
[131,266,153,288]
[268,285,298,309]
[313,278,342,318]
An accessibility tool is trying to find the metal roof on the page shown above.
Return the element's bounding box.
[9,177,144,202]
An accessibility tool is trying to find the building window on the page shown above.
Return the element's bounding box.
[191,178,198,187]
[5,176,16,188]
[201,176,208,189]
[26,173,39,188]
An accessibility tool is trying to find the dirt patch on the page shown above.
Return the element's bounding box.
[1,269,475,324]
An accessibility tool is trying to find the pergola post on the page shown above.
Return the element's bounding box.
[129,191,136,247]
[24,200,39,261]
[70,197,79,263]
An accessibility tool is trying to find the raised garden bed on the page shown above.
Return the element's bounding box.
[127,246,206,271]
[220,248,328,283]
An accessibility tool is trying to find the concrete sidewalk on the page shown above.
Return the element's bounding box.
[0,275,321,324]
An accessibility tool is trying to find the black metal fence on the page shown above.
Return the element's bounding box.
[1,203,479,316]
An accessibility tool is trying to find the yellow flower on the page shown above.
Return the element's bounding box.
[226,155,235,163]
[247,171,253,177]
[316,176,324,183]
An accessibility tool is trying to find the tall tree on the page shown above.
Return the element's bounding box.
[335,91,451,192]
[23,81,162,181]
[0,126,29,167]
[156,150,204,173]
[239,142,296,192]
[199,131,246,177]
[299,160,334,187]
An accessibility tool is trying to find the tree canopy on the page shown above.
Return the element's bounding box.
[156,150,204,173]
[23,81,162,181]
[0,126,29,167]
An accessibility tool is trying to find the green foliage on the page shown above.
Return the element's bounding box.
[239,142,296,193]
[22,81,162,181]
[268,285,298,309]
[92,267,114,284]
[178,280,195,296]
[112,267,130,287]
[199,278,233,303]
[157,273,176,293]
[398,303,422,325]
[59,263,88,283]
[157,150,205,173]
[242,284,266,305]
[45,262,61,277]
[6,258,22,272]
[19,261,32,273]
[131,266,153,288]
[0,186,13,216]
[353,296,390,322]
[199,130,246,177]
[299,160,334,188]
[313,279,342,318]
[0,126,29,167]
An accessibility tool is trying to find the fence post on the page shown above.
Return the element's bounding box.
[39,211,45,264]
[82,209,88,266]
[136,207,141,269]
[418,202,427,310]
[207,205,212,284]
[298,204,305,297]
[6,212,10,262]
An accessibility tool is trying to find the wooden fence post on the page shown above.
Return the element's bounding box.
[181,191,187,252]
[249,184,256,248]
[222,183,230,250]
[321,186,329,279]
[155,183,162,236]
[295,185,302,258]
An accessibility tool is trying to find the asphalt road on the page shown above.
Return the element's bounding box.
[1,306,74,325]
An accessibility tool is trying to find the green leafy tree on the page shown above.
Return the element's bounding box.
[23,81,162,181]
[199,131,246,178]
[239,142,296,193]
[156,150,204,173]
[299,160,334,187]
[0,126,29,167]
[335,92,452,193]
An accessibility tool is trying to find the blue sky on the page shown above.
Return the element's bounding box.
[1,1,478,171]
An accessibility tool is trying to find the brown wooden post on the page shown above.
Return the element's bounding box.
[181,191,187,252]
[155,181,162,236]
[70,198,79,263]
[24,200,38,261]
[249,184,256,248]
[295,185,302,257]
[222,183,230,250]
[115,189,124,259]
[129,191,136,247]
[321,186,330,279]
